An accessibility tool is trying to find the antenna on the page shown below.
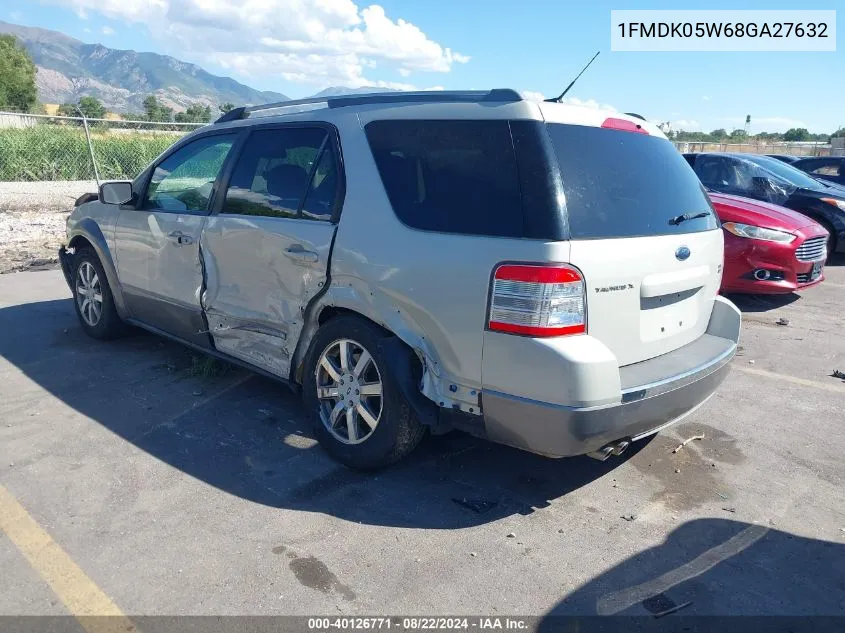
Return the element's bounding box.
[546,51,600,103]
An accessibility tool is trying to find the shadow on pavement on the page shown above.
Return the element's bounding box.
[724,292,801,313]
[539,517,845,622]
[0,297,648,529]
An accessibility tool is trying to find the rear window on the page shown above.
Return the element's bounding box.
[547,124,718,239]
[365,120,524,237]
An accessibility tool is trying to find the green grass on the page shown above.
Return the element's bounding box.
[0,124,185,181]
[184,355,231,379]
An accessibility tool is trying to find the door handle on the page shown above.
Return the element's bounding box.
[167,231,194,246]
[284,246,319,263]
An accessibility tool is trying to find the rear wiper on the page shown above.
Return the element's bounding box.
[669,211,710,225]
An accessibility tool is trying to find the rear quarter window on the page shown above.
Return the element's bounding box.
[364,120,524,238]
[548,125,718,239]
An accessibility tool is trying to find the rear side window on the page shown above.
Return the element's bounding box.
[365,120,523,237]
[806,160,840,177]
[547,124,718,239]
[222,127,337,220]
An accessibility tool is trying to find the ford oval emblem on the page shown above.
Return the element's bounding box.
[675,246,691,261]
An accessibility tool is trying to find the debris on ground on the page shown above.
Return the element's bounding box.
[470,552,477,557]
[672,434,705,453]
[621,514,637,522]
[674,469,681,474]
[776,318,790,326]
[506,532,516,538]
[717,492,729,500]
[653,601,693,618]
[748,360,755,364]
[832,369,845,380]
[452,497,497,514]
[558,529,564,533]
[722,507,736,513]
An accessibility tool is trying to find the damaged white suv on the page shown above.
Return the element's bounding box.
[60,89,740,470]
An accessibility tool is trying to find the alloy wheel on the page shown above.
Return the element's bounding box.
[76,261,103,327]
[315,338,383,444]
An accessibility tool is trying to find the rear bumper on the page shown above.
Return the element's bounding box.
[481,297,740,458]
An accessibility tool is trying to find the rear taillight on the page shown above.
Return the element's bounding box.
[488,264,586,337]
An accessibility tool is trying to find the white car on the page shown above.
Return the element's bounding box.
[60,89,740,469]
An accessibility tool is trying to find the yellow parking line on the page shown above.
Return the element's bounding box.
[0,485,137,633]
[734,365,844,393]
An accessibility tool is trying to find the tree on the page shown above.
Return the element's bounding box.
[709,129,727,139]
[729,128,747,140]
[143,95,173,122]
[783,127,810,142]
[831,128,845,140]
[58,96,106,119]
[219,102,235,114]
[175,104,212,123]
[0,34,38,112]
[77,96,106,119]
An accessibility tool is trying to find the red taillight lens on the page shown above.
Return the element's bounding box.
[488,264,586,337]
[601,117,648,135]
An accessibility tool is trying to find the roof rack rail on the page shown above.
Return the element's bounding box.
[214,89,523,124]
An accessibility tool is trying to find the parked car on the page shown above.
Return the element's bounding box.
[709,192,828,294]
[683,152,845,256]
[59,90,740,470]
[766,154,801,164]
[792,156,845,187]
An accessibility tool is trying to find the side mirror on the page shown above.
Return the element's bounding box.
[99,181,134,205]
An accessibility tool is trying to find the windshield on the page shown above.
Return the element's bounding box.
[547,123,718,239]
[742,155,825,189]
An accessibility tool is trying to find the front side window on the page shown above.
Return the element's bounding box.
[144,134,236,212]
[365,120,524,237]
[222,127,337,220]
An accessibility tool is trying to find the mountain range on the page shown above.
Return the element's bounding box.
[0,21,393,113]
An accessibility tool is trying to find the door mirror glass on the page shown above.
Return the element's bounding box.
[99,181,133,205]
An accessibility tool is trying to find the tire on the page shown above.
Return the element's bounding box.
[71,248,126,340]
[302,315,425,470]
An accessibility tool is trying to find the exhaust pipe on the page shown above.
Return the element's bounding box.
[587,439,630,461]
[753,269,771,281]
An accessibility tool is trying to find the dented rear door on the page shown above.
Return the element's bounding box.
[200,125,341,379]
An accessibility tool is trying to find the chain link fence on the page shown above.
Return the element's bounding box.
[674,140,833,156]
[0,112,204,182]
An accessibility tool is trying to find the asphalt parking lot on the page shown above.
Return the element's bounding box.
[1,263,844,622]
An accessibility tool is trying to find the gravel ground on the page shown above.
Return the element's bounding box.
[0,180,96,274]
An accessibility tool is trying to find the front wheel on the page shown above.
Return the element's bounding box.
[302,315,425,470]
[71,248,126,339]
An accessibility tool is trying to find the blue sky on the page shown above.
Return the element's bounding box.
[2,0,842,133]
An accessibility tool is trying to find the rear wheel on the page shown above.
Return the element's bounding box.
[71,248,126,339]
[303,315,425,470]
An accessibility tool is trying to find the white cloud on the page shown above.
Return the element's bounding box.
[561,96,617,112]
[672,119,701,130]
[101,25,115,35]
[520,90,545,102]
[702,95,711,101]
[37,0,468,89]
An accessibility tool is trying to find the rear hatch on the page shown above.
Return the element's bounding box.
[545,118,722,366]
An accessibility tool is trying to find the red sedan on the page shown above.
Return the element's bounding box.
[709,192,829,294]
